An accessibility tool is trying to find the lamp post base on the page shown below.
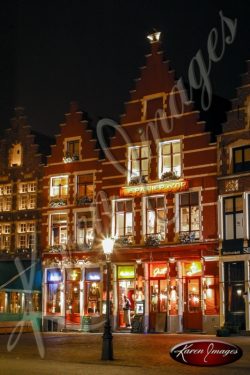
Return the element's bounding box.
[101,322,113,360]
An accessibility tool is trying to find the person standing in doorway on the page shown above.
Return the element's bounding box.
[123,295,131,328]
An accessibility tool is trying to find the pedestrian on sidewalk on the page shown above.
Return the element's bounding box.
[123,295,131,328]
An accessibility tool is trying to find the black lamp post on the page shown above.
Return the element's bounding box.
[101,237,114,360]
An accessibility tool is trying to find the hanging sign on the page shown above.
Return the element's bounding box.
[117,265,135,279]
[120,180,188,197]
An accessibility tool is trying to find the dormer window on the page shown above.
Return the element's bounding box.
[128,145,149,183]
[9,143,22,167]
[233,145,250,173]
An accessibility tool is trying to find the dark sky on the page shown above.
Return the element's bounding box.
[0,1,249,136]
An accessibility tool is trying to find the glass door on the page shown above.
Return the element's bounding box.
[183,277,202,330]
[118,280,134,327]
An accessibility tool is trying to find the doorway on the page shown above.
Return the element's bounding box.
[183,277,202,330]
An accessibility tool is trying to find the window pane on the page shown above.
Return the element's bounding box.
[141,159,148,174]
[234,149,242,163]
[157,197,164,208]
[245,147,250,162]
[147,211,155,233]
[180,193,189,206]
[224,198,233,213]
[125,212,133,234]
[116,213,125,236]
[190,192,199,205]
[159,280,168,312]
[126,200,133,211]
[148,198,156,209]
[180,207,189,231]
[225,214,234,240]
[172,141,180,153]
[141,146,149,158]
[116,201,124,212]
[173,154,180,168]
[162,143,170,155]
[191,206,200,231]
[235,197,243,211]
[236,213,243,239]
[131,148,139,160]
[163,155,171,171]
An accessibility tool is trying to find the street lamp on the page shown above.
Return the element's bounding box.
[101,237,114,360]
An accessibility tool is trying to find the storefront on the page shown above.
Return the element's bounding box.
[43,265,103,331]
[148,263,168,332]
[0,261,42,325]
[117,265,135,328]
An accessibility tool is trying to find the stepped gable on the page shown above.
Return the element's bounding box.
[222,60,250,135]
[0,107,43,174]
[47,101,97,165]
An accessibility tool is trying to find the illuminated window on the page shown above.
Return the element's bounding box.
[128,145,149,182]
[179,192,200,239]
[18,182,36,210]
[77,174,93,200]
[223,196,243,240]
[113,199,133,238]
[9,143,22,167]
[17,221,35,250]
[145,196,166,240]
[0,184,12,212]
[0,224,11,250]
[50,176,68,197]
[76,211,94,249]
[46,268,62,315]
[233,145,250,173]
[159,140,181,179]
[50,213,67,246]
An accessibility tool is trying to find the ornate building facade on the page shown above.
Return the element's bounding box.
[218,61,250,332]
[0,108,48,327]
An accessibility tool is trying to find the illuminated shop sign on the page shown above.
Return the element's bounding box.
[150,264,168,278]
[184,261,202,276]
[85,268,101,281]
[117,265,135,279]
[66,268,81,281]
[47,268,62,282]
[120,180,189,197]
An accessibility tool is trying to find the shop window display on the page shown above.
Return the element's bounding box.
[65,268,81,323]
[46,268,62,315]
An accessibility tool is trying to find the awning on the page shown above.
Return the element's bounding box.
[0,260,42,292]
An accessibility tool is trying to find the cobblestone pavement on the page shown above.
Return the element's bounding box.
[0,332,249,375]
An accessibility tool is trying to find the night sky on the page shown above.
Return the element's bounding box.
[0,1,249,137]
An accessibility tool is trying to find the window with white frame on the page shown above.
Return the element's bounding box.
[128,145,149,182]
[223,195,243,240]
[113,199,133,238]
[17,221,35,250]
[50,213,67,246]
[159,140,181,179]
[18,182,37,210]
[179,192,200,239]
[145,195,166,240]
[76,211,94,249]
[0,184,12,212]
[50,176,68,197]
[0,223,11,250]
